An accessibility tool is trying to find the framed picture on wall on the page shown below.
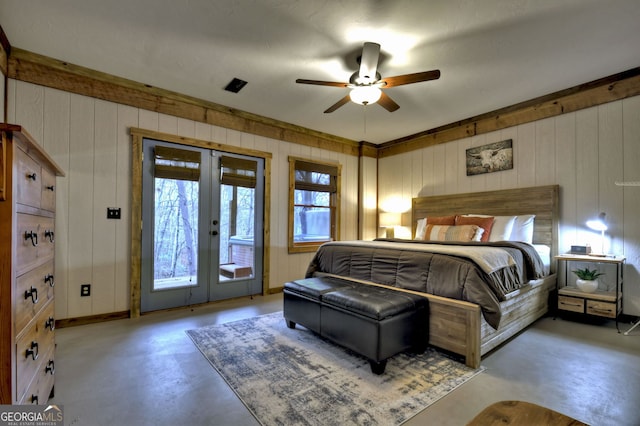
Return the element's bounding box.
[466,139,513,176]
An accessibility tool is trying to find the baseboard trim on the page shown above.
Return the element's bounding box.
[56,290,285,327]
[56,311,131,328]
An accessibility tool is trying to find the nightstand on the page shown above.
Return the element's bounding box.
[555,254,626,332]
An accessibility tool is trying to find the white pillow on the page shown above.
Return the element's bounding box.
[414,218,427,240]
[472,227,485,242]
[462,214,517,242]
[510,215,535,243]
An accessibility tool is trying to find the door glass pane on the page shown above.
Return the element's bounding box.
[153,150,200,290]
[219,156,256,281]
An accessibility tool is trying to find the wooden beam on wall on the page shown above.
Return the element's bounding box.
[7,47,360,156]
[0,25,9,122]
[359,141,378,158]
[378,67,640,158]
[0,26,8,77]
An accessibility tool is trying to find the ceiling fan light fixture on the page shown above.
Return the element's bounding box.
[349,86,382,105]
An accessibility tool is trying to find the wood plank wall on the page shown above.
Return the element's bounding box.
[378,96,640,316]
[6,79,361,320]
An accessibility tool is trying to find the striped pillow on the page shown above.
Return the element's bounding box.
[425,224,482,242]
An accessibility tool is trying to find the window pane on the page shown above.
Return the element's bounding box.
[296,170,330,185]
[153,177,199,290]
[294,189,330,207]
[294,206,331,242]
[219,164,256,281]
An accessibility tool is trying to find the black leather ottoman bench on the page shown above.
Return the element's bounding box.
[283,276,359,334]
[283,277,429,374]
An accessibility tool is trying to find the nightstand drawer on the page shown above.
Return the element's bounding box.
[586,300,617,318]
[558,295,584,313]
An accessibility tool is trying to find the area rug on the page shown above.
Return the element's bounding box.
[186,312,484,426]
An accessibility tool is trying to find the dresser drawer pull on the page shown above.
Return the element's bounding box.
[44,229,55,243]
[24,230,38,246]
[46,185,55,191]
[45,317,55,331]
[24,286,39,304]
[26,172,37,181]
[44,274,55,287]
[25,341,39,360]
[45,360,55,375]
[30,394,38,404]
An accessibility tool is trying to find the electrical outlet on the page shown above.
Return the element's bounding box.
[107,207,121,219]
[81,284,91,297]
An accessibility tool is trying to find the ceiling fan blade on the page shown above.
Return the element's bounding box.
[296,79,349,88]
[377,91,400,112]
[324,94,352,113]
[381,70,441,88]
[358,42,380,83]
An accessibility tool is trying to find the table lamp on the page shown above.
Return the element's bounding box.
[586,212,607,256]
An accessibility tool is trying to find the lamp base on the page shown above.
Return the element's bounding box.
[587,252,607,257]
[385,228,395,239]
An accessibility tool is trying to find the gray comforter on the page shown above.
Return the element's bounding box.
[305,239,547,329]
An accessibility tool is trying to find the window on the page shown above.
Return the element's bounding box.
[288,156,341,253]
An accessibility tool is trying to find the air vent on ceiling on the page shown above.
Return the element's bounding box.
[224,78,248,93]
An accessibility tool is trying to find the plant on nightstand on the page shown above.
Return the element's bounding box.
[572,267,604,293]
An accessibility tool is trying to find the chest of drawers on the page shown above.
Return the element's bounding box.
[0,124,64,404]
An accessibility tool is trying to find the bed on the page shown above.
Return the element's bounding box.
[306,185,559,368]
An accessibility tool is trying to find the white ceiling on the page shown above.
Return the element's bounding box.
[1,0,639,144]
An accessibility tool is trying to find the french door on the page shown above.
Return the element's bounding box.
[140,139,264,312]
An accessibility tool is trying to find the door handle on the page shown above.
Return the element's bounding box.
[210,230,218,236]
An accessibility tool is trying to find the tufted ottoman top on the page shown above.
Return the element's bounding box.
[284,276,359,300]
[322,286,427,321]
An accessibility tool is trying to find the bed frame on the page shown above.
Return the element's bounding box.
[411,185,559,368]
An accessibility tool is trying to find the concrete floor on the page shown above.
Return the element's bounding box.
[51,293,640,426]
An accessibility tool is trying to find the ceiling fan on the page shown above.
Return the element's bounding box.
[296,42,440,113]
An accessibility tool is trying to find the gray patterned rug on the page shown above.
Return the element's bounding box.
[186,312,484,426]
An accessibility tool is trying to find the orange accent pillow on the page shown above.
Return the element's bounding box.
[455,215,495,242]
[427,215,456,225]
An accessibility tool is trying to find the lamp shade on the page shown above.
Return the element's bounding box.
[586,212,607,231]
[350,86,382,105]
[379,212,401,227]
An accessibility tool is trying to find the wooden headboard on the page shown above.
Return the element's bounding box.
[412,185,560,258]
